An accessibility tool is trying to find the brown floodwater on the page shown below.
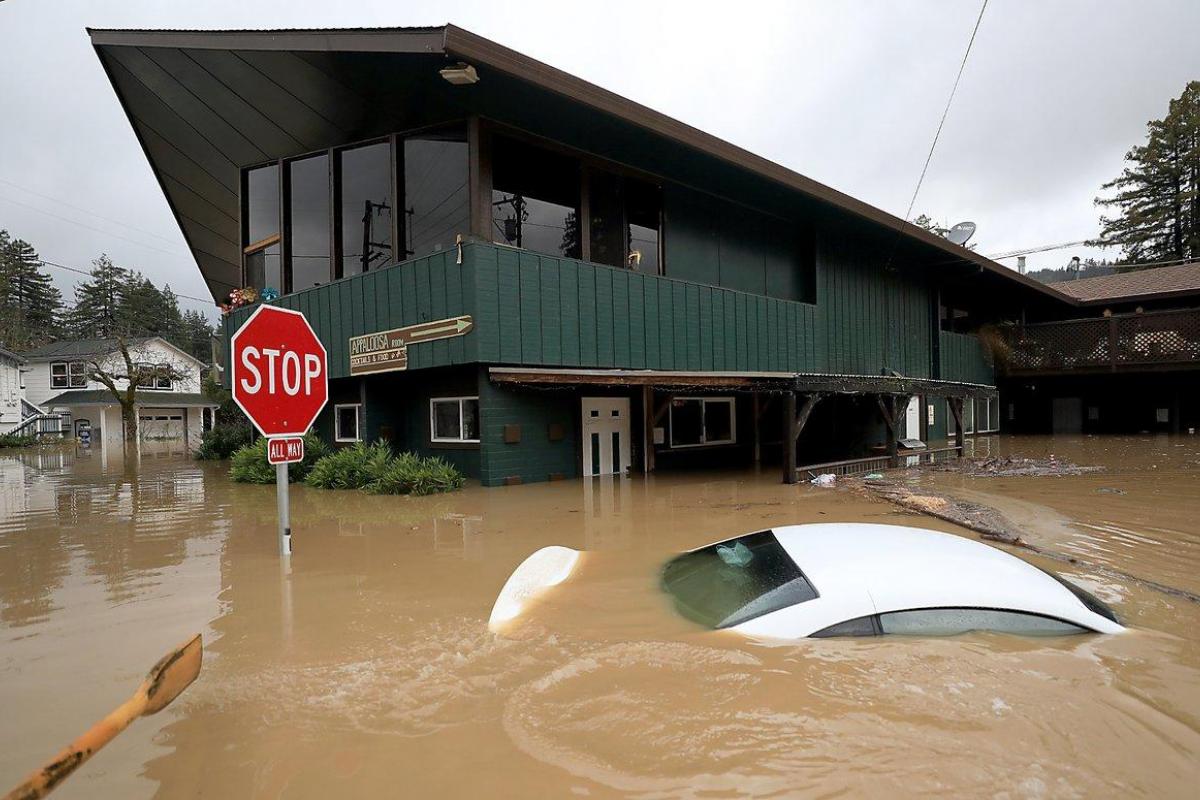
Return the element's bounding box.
[1,436,1198,798]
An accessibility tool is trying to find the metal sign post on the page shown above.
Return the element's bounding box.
[275,462,292,556]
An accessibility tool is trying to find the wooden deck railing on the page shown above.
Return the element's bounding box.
[1004,308,1200,373]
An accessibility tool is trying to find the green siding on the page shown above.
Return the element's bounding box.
[477,378,576,486]
[939,331,995,385]
[223,242,992,391]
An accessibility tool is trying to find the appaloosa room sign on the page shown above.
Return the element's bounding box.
[348,315,473,376]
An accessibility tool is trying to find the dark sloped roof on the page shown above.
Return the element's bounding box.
[1051,262,1200,304]
[88,24,1069,306]
[44,390,217,407]
[0,346,25,364]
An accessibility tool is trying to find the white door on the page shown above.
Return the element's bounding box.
[582,397,631,477]
[904,396,921,439]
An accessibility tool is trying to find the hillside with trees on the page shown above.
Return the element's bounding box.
[0,229,214,361]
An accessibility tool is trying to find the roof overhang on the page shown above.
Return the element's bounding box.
[489,367,996,396]
[89,24,1071,307]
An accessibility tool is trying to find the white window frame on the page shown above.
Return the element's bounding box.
[430,396,480,443]
[668,396,737,448]
[51,361,87,389]
[334,403,361,442]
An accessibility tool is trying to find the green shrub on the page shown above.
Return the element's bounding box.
[229,433,329,484]
[194,421,255,460]
[0,433,37,449]
[303,440,395,490]
[369,453,466,496]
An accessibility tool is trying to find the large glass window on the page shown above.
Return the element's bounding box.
[287,153,331,292]
[335,404,361,443]
[661,530,818,629]
[339,142,392,277]
[405,129,469,260]
[244,164,281,291]
[492,136,580,259]
[588,171,662,273]
[670,397,736,447]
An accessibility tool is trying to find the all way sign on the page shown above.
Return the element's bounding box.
[349,315,473,376]
[267,437,305,465]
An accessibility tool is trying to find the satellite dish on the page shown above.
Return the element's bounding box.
[946,221,976,247]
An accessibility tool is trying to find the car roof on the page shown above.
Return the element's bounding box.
[726,523,1122,638]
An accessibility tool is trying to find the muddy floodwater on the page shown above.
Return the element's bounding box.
[1,436,1199,798]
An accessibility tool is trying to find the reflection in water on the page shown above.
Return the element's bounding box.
[0,436,1198,798]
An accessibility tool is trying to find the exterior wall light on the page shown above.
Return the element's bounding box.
[439,62,479,85]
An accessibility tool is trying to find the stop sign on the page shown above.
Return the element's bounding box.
[231,305,328,438]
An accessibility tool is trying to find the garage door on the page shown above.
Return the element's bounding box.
[139,409,186,441]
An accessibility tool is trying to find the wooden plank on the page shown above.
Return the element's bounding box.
[782,392,797,484]
[659,279,674,370]
[698,285,713,370]
[644,278,660,369]
[642,385,655,473]
[672,282,687,369]
[559,260,581,366]
[496,247,522,364]
[447,256,466,363]
[578,264,598,366]
[612,269,630,367]
[628,272,646,369]
[469,246,499,362]
[539,257,561,365]
[518,251,542,364]
[429,253,450,366]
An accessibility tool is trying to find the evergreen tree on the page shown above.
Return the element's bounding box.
[65,254,128,339]
[0,230,63,349]
[178,309,214,363]
[115,272,182,339]
[1096,81,1200,265]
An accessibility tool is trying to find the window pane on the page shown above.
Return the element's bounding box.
[878,608,1086,637]
[337,406,358,440]
[339,142,392,277]
[670,399,703,446]
[405,129,469,260]
[963,398,975,432]
[661,530,818,629]
[246,164,281,291]
[461,398,479,441]
[288,153,331,292]
[811,615,879,638]
[990,397,1000,431]
[69,363,86,388]
[432,400,461,440]
[492,136,580,258]
[704,400,733,443]
[51,363,66,376]
[626,177,660,274]
[588,170,624,268]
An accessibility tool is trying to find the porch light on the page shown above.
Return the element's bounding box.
[439,62,479,85]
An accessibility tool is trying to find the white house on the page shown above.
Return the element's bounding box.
[0,346,25,434]
[21,337,218,451]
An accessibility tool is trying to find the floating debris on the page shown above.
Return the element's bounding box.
[936,456,1104,478]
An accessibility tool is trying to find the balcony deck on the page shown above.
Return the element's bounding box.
[1003,308,1200,375]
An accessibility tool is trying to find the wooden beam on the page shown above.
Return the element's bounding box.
[782,392,798,484]
[752,392,761,464]
[642,385,656,473]
[794,393,822,443]
[949,396,965,452]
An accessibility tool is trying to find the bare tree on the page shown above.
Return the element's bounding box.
[85,338,190,448]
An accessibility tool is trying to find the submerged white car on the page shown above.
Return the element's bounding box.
[489,523,1123,638]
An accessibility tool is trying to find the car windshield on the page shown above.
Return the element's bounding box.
[660,530,817,629]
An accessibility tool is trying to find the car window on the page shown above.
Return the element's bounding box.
[811,615,880,638]
[661,530,818,629]
[878,608,1088,637]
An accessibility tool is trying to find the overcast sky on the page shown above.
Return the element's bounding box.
[1,0,1198,320]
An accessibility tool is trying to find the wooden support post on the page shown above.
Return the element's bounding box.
[642,385,656,473]
[783,392,798,484]
[752,392,761,464]
[949,397,965,454]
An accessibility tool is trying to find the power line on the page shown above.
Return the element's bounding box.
[37,259,216,308]
[987,239,1095,259]
[0,177,184,247]
[0,194,187,258]
[903,0,988,223]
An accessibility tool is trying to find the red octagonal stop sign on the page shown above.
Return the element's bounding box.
[231,305,329,438]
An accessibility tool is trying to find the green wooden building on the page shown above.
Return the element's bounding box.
[90,25,1074,485]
